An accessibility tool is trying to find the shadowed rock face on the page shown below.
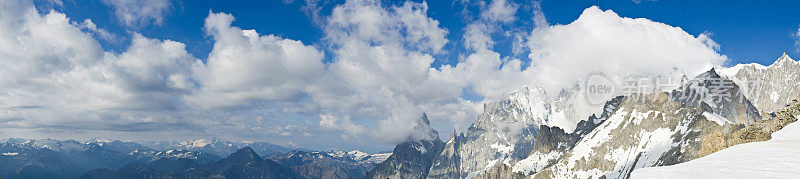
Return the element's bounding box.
[670,68,761,125]
[364,114,444,179]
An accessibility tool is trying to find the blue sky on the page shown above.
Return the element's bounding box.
[2,0,798,152]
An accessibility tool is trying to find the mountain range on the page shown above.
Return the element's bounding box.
[0,138,390,179]
[364,53,800,179]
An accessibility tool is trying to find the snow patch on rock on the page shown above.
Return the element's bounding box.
[702,112,732,126]
[770,91,779,103]
[512,151,563,174]
[490,142,514,154]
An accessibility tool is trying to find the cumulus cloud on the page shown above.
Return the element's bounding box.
[188,11,325,109]
[526,6,726,93]
[102,0,172,27]
[440,4,726,132]
[0,0,198,138]
[310,0,471,143]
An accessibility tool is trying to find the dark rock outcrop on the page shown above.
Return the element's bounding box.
[364,114,444,179]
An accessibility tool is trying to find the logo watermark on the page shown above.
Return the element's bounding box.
[586,74,616,105]
[584,73,763,105]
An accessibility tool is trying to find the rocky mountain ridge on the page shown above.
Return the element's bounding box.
[364,114,445,179]
[366,54,798,179]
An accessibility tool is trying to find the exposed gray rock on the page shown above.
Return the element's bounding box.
[364,114,444,179]
[509,96,624,176]
[533,92,740,179]
[669,68,761,125]
[719,53,800,116]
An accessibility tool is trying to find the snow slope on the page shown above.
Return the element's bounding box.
[630,118,800,179]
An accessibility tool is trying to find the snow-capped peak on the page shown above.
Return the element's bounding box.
[346,150,370,161]
[185,139,211,148]
[773,52,796,67]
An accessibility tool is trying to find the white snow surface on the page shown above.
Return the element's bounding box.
[412,142,427,154]
[346,150,370,161]
[190,139,211,148]
[179,139,211,149]
[362,152,392,164]
[490,142,514,154]
[771,91,780,103]
[702,112,732,126]
[512,151,563,174]
[631,121,800,179]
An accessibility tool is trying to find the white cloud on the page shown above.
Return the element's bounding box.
[450,0,530,101]
[74,19,117,42]
[319,114,366,139]
[437,4,726,132]
[0,0,198,137]
[306,0,480,143]
[794,24,800,52]
[525,6,726,94]
[463,0,519,51]
[482,0,517,23]
[188,11,325,109]
[102,0,171,27]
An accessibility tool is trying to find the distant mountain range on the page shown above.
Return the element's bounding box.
[0,138,390,179]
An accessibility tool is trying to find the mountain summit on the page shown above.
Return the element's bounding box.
[364,114,444,178]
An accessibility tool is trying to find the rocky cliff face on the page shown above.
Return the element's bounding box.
[670,68,761,125]
[376,86,624,178]
[532,91,742,179]
[719,53,800,116]
[525,69,771,178]
[711,99,800,155]
[364,114,444,179]
[428,86,580,178]
[438,87,549,178]
[509,96,625,176]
